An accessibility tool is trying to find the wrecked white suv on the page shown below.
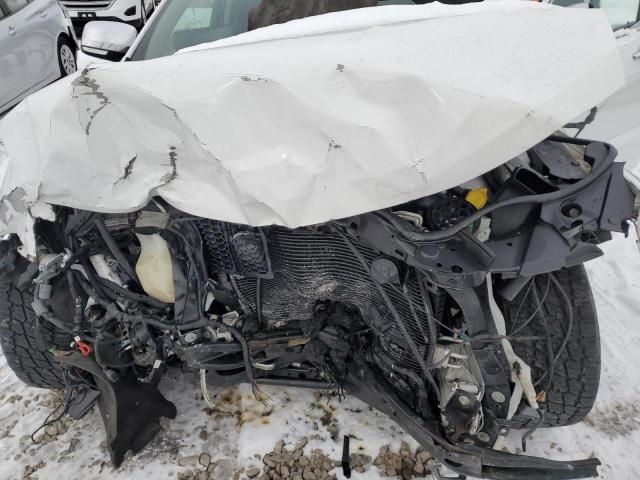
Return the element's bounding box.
[0,2,638,479]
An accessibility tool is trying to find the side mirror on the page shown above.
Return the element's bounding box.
[81,21,138,62]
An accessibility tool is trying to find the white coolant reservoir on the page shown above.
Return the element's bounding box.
[135,210,175,303]
[136,233,175,303]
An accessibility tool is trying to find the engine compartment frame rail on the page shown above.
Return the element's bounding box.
[337,137,635,290]
[345,357,600,480]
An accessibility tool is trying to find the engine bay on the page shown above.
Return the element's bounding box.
[5,136,635,479]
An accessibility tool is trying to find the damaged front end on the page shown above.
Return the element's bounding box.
[1,134,634,479]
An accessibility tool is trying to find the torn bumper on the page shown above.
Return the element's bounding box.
[347,358,600,480]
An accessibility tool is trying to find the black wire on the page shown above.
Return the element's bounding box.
[208,319,261,395]
[31,387,72,443]
[511,274,551,336]
[521,408,546,452]
[533,274,574,388]
[508,279,534,334]
[99,277,170,309]
[166,226,207,322]
[33,285,92,339]
[94,216,140,285]
[66,270,83,336]
[415,271,439,367]
[390,278,455,334]
[402,270,432,352]
[531,282,556,395]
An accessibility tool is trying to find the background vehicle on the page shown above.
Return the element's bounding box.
[60,0,154,35]
[79,0,453,61]
[0,0,77,114]
[548,1,640,169]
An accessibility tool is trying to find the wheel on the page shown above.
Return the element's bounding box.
[57,36,77,78]
[502,265,600,428]
[0,276,73,389]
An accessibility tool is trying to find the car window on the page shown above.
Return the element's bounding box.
[130,0,434,61]
[131,0,262,61]
[175,4,214,31]
[5,0,28,14]
[555,0,640,29]
[598,0,640,29]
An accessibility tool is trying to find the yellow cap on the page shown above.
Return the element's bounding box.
[465,187,488,210]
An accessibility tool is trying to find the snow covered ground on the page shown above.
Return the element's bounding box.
[1,233,639,480]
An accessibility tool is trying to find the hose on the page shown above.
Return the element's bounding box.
[94,216,140,285]
[66,270,83,335]
[99,277,170,310]
[32,284,95,342]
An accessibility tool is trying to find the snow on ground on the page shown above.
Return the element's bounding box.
[1,233,640,480]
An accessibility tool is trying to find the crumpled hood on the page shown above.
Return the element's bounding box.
[0,1,624,256]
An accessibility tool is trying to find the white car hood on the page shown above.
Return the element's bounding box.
[0,1,624,256]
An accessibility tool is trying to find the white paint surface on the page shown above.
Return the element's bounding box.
[0,1,625,257]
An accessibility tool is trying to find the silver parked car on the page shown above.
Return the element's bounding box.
[0,0,78,114]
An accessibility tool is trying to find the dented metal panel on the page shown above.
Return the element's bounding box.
[0,2,625,256]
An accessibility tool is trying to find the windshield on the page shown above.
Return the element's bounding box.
[129,0,432,61]
[555,0,640,30]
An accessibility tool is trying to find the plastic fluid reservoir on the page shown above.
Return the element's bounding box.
[135,233,175,303]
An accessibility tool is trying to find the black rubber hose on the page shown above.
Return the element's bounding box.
[521,408,546,452]
[94,216,140,285]
[166,226,207,322]
[67,233,110,302]
[255,378,331,389]
[208,319,256,384]
[416,272,438,367]
[32,285,96,342]
[66,270,83,335]
[99,277,170,310]
[372,137,616,243]
[74,242,110,302]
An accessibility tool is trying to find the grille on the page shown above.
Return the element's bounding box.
[231,227,434,374]
[60,0,113,10]
[196,220,270,278]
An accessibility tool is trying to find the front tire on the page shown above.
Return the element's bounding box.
[503,265,600,428]
[57,36,77,78]
[0,278,72,390]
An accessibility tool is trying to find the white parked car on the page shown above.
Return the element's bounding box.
[0,0,78,114]
[59,0,155,32]
[546,0,640,171]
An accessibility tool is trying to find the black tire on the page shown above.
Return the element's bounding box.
[57,36,77,78]
[0,277,72,389]
[502,265,600,428]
